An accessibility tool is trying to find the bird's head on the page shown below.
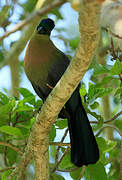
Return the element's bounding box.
[36,18,55,36]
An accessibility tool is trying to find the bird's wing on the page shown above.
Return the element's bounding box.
[47,48,70,88]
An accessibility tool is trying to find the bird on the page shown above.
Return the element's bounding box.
[24,18,99,167]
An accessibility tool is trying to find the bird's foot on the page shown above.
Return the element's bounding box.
[46,83,53,90]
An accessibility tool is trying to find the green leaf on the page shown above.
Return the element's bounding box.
[90,102,99,109]
[0,46,5,63]
[84,162,107,180]
[22,0,37,13]
[49,125,56,141]
[95,76,113,88]
[18,88,35,105]
[51,173,65,180]
[0,126,23,136]
[114,119,122,131]
[1,170,13,180]
[7,148,17,165]
[21,96,35,105]
[56,119,68,129]
[18,88,35,98]
[97,137,117,154]
[83,104,103,130]
[50,145,57,159]
[0,5,10,25]
[0,92,9,104]
[88,83,113,103]
[69,37,80,50]
[80,84,87,97]
[0,104,11,114]
[93,64,109,76]
[35,99,43,109]
[70,167,82,180]
[16,104,33,112]
[110,60,122,75]
[59,149,73,169]
[114,87,122,96]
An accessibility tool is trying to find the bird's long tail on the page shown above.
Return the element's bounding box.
[65,85,99,167]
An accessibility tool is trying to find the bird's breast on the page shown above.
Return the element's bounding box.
[24,37,52,85]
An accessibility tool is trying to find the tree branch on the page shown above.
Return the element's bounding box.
[7,145,32,180]
[57,167,80,172]
[78,165,86,180]
[50,142,70,146]
[0,141,23,155]
[0,167,15,173]
[104,110,122,124]
[55,128,69,163]
[96,124,122,137]
[90,110,122,124]
[51,147,70,173]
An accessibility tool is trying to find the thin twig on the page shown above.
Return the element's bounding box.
[3,112,12,166]
[13,113,21,127]
[0,167,15,173]
[78,166,86,180]
[7,149,32,180]
[51,147,70,173]
[0,141,23,155]
[102,27,122,39]
[4,146,9,167]
[50,142,70,146]
[55,128,69,163]
[90,110,122,124]
[96,124,122,137]
[57,167,80,172]
[104,111,122,123]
